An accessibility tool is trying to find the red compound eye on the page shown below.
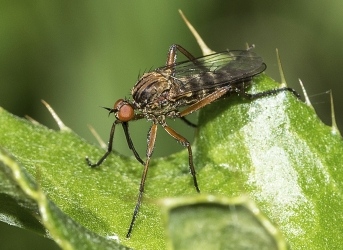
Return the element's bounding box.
[118,104,134,122]
[113,99,134,122]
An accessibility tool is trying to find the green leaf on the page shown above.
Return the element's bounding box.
[0,74,342,249]
[162,195,287,250]
[0,132,131,249]
[195,74,343,249]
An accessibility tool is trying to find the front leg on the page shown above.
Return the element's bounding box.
[86,120,120,167]
[122,122,144,165]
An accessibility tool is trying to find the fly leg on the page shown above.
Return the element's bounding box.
[180,116,197,128]
[162,123,200,193]
[166,44,197,67]
[86,120,120,167]
[236,82,301,100]
[126,123,158,238]
[122,122,144,165]
[86,117,145,167]
[179,82,300,118]
[180,85,233,117]
[165,44,204,76]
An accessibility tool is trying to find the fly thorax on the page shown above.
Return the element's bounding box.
[144,113,157,122]
[132,72,172,109]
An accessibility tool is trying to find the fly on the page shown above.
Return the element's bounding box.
[86,44,300,238]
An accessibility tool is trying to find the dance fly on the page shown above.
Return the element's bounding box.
[86,44,299,238]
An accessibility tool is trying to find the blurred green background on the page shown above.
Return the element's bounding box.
[1,1,342,249]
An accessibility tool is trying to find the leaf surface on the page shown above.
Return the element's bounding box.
[0,74,342,249]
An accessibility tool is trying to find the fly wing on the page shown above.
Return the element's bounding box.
[156,50,266,94]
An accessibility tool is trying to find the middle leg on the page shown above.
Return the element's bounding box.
[162,123,200,193]
[126,122,158,238]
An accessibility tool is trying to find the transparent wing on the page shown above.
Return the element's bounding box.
[155,50,266,93]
